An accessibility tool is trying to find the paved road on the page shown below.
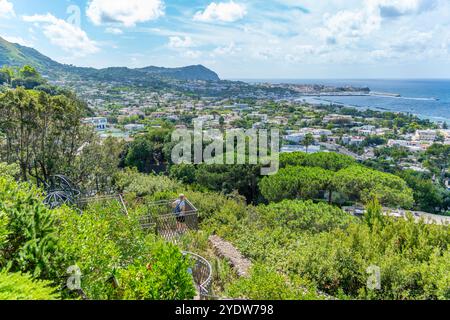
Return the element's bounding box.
[387,209,450,226]
[344,206,450,225]
[319,142,363,160]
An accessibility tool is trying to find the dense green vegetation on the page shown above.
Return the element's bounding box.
[0,83,117,189]
[1,70,449,300]
[204,198,450,300]
[260,152,414,208]
[260,166,334,203]
[0,272,59,300]
[0,167,195,300]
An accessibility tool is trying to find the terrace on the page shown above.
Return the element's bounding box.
[139,199,199,242]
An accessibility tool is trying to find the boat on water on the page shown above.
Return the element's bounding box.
[369,91,402,98]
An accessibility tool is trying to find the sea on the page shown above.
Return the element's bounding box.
[238,79,450,123]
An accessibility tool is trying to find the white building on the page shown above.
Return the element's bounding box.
[269,116,289,125]
[342,135,365,146]
[281,145,321,154]
[356,125,376,136]
[124,124,145,132]
[248,112,268,123]
[82,117,108,131]
[224,103,250,110]
[414,130,437,142]
[387,139,426,152]
[285,133,307,144]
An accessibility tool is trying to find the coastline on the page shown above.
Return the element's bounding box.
[297,95,450,123]
[250,79,450,123]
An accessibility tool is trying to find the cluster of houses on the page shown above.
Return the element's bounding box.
[77,84,449,175]
[388,129,450,152]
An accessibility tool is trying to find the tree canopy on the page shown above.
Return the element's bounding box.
[334,165,414,208]
[259,166,334,203]
[280,152,356,171]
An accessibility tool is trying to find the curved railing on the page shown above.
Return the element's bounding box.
[183,251,213,299]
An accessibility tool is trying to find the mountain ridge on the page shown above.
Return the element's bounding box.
[0,36,220,82]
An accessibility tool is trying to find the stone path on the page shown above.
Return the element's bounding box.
[208,235,252,277]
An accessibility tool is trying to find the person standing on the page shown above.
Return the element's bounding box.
[173,194,187,232]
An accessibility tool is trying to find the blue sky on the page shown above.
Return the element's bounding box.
[1,0,450,79]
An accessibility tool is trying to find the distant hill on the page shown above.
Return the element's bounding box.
[136,65,219,81]
[0,36,220,82]
[0,37,61,71]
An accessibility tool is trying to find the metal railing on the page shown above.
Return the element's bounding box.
[139,199,199,242]
[183,251,213,299]
[76,193,129,215]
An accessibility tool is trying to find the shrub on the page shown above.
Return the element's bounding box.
[0,272,59,300]
[56,199,196,300]
[255,200,355,234]
[116,243,196,300]
[333,165,414,208]
[0,174,64,280]
[115,168,180,197]
[280,152,355,171]
[259,166,334,203]
[0,162,20,179]
[283,217,450,299]
[225,264,320,300]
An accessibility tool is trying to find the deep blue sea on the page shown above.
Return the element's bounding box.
[239,79,450,122]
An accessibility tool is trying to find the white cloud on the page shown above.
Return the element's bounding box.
[87,0,164,27]
[318,0,440,47]
[2,36,32,47]
[370,29,436,61]
[184,50,202,59]
[0,0,14,18]
[105,27,123,35]
[23,14,99,57]
[211,43,241,56]
[167,36,202,59]
[319,7,381,46]
[168,36,194,48]
[194,1,247,23]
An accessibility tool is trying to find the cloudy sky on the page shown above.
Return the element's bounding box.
[1,0,450,79]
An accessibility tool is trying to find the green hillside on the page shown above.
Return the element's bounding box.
[0,36,220,82]
[0,36,62,72]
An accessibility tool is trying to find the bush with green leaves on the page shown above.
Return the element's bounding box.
[185,190,247,223]
[115,168,180,197]
[398,170,449,213]
[0,162,20,179]
[0,173,65,280]
[280,152,356,171]
[225,264,321,300]
[55,200,196,300]
[209,196,450,300]
[259,166,334,203]
[290,215,450,299]
[333,165,414,208]
[255,200,355,234]
[0,211,9,253]
[116,243,196,300]
[0,272,59,300]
